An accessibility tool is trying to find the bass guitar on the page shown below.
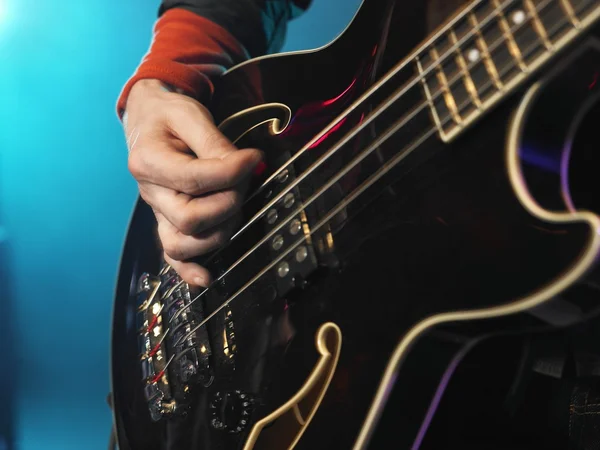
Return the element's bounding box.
[110,0,600,448]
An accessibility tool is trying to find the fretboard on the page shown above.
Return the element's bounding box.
[415,0,600,142]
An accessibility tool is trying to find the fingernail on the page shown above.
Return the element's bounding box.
[193,276,206,286]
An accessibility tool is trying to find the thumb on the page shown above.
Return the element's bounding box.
[168,100,238,159]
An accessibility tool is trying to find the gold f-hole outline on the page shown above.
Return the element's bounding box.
[218,103,292,145]
[243,322,342,450]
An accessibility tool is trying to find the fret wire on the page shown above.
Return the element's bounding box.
[560,0,581,26]
[537,0,574,41]
[240,0,540,251]
[449,29,483,108]
[430,47,463,124]
[426,0,560,136]
[450,4,562,124]
[492,0,529,71]
[183,4,573,341]
[524,0,554,49]
[468,12,505,89]
[440,3,571,127]
[177,0,583,327]
[416,56,446,136]
[178,0,580,351]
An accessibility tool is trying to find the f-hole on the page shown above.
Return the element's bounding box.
[243,322,342,450]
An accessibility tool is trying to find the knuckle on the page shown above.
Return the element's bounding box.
[127,152,145,178]
[178,97,198,116]
[162,234,185,262]
[158,223,186,261]
[175,211,199,236]
[138,185,153,205]
[169,96,198,120]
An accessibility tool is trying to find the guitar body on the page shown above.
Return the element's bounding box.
[111,1,600,449]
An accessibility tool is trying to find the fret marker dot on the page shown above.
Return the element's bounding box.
[511,10,526,25]
[467,48,480,63]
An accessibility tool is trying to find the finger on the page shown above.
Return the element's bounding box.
[143,184,242,235]
[166,99,238,159]
[129,141,262,196]
[157,213,237,261]
[164,253,212,287]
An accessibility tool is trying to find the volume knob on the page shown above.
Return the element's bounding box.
[210,390,253,434]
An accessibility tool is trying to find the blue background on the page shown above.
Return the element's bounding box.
[0,0,361,448]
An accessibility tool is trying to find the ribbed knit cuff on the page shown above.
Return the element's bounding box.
[116,8,249,119]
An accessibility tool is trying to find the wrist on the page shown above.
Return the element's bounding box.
[128,79,168,101]
[122,79,163,126]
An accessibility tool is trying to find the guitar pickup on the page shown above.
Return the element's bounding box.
[263,163,318,297]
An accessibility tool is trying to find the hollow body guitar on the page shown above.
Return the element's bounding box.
[111,0,600,449]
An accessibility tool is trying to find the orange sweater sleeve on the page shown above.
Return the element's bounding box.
[116,8,249,119]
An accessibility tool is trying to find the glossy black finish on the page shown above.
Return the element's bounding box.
[111,2,600,449]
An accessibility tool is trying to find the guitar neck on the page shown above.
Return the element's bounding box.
[414,0,600,143]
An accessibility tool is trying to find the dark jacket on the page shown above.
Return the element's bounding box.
[159,0,312,58]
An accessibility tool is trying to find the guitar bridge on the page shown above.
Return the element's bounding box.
[136,264,213,421]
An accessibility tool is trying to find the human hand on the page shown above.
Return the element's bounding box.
[123,79,263,287]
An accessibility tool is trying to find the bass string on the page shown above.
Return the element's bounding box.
[234,0,488,209]
[170,9,569,352]
[166,0,552,327]
[205,0,526,257]
[173,129,437,347]
[166,0,553,330]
